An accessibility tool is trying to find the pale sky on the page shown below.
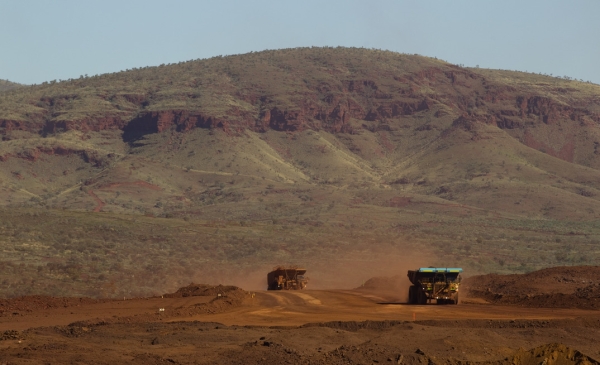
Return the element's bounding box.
[1,0,598,85]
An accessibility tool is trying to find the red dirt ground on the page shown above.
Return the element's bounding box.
[0,270,599,364]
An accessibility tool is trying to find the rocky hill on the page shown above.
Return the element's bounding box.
[2,47,600,218]
[1,48,600,297]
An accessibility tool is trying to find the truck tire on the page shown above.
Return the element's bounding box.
[453,292,460,305]
[408,286,415,304]
[417,287,427,305]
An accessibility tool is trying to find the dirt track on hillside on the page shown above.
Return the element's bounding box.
[0,286,600,364]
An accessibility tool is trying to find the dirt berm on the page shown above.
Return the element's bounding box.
[163,283,248,314]
[463,266,600,309]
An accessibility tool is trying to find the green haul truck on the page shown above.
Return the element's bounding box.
[407,267,462,305]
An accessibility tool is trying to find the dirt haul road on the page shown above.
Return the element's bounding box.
[1,289,600,364]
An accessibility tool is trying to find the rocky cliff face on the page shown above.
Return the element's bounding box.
[1,48,599,165]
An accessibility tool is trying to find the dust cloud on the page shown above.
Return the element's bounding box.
[158,243,446,302]
[194,248,442,304]
[308,251,434,303]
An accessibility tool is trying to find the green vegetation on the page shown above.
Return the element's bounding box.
[0,47,437,124]
[1,206,598,298]
[0,79,23,93]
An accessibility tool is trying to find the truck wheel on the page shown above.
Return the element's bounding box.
[454,292,460,305]
[408,286,415,304]
[417,287,427,305]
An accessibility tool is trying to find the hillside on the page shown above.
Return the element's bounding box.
[0,79,23,92]
[1,47,600,297]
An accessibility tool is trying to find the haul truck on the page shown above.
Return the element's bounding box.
[407,267,462,304]
[267,267,308,290]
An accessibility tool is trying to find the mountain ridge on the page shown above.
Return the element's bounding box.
[2,48,598,143]
[2,48,600,216]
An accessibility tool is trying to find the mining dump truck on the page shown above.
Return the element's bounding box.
[267,267,308,290]
[407,268,462,304]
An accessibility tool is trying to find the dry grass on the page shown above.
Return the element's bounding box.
[0,202,598,298]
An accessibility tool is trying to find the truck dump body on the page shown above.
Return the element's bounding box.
[267,267,308,290]
[407,268,462,305]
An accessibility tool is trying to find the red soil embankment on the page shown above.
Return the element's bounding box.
[463,266,600,309]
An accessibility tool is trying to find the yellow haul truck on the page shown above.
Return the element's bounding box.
[407,267,462,304]
[267,267,308,290]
